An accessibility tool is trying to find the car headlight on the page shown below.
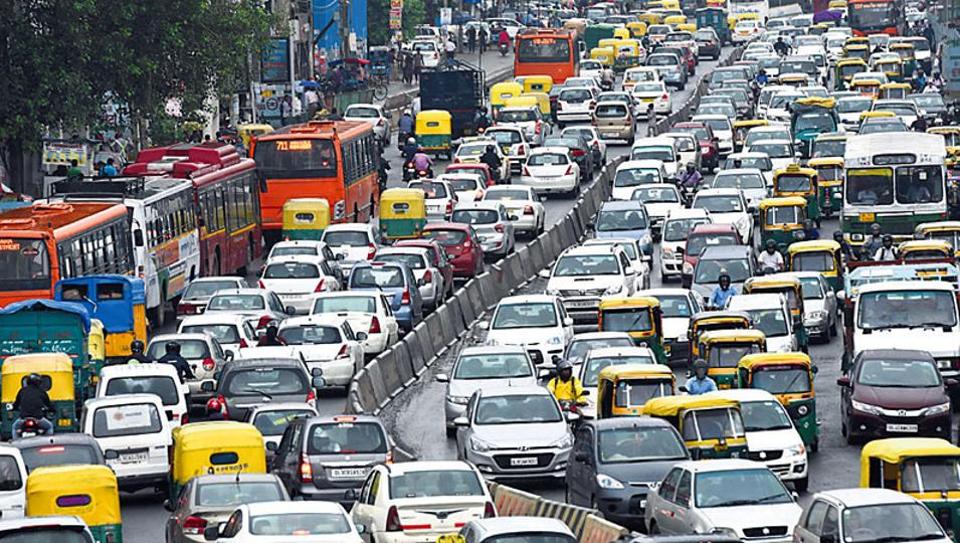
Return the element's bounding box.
[924,402,951,416]
[785,444,806,457]
[552,434,574,449]
[683,262,694,274]
[448,395,470,405]
[851,399,883,416]
[641,234,652,246]
[548,336,564,345]
[797,404,809,416]
[605,284,623,295]
[545,288,560,296]
[596,473,625,489]
[663,248,674,258]
[470,436,493,452]
[711,527,739,538]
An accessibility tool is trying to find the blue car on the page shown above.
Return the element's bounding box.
[592,200,654,257]
[348,262,424,332]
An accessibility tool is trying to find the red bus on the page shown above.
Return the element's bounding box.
[124,143,263,276]
[0,202,133,307]
[514,29,579,84]
[250,120,380,244]
[848,0,903,36]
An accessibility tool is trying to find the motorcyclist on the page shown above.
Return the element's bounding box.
[755,68,769,86]
[258,323,287,346]
[12,374,55,438]
[480,145,504,184]
[685,359,718,395]
[710,273,737,309]
[803,219,820,241]
[547,360,587,405]
[911,114,929,132]
[412,149,433,176]
[861,223,883,260]
[498,29,511,51]
[398,110,414,144]
[873,234,899,261]
[834,230,858,262]
[476,107,492,132]
[158,342,196,383]
[679,162,702,189]
[774,36,790,56]
[402,136,418,163]
[126,339,153,365]
[758,240,784,273]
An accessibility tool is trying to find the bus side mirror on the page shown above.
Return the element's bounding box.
[133,230,144,247]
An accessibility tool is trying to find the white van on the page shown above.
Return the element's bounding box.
[0,446,27,518]
[96,364,190,428]
[82,394,172,492]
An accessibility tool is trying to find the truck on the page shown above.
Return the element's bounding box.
[419,59,485,139]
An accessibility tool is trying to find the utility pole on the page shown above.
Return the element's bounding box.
[340,0,352,58]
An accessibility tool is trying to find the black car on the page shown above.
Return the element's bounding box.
[206,358,324,421]
[14,434,105,473]
[565,417,689,526]
[694,29,721,60]
[542,134,595,182]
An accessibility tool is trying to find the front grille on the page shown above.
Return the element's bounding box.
[559,289,605,297]
[743,526,789,538]
[492,453,554,469]
[768,463,791,477]
[746,450,784,461]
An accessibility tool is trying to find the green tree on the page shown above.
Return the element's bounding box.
[369,0,390,45]
[402,0,427,38]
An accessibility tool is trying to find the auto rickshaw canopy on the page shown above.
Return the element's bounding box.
[26,464,120,525]
[599,363,674,381]
[1,353,74,402]
[897,239,954,260]
[774,164,818,192]
[788,239,842,259]
[737,351,813,371]
[590,47,615,65]
[859,437,960,488]
[698,328,767,345]
[879,82,911,99]
[522,75,553,94]
[599,296,661,311]
[643,395,739,418]
[490,83,523,107]
[171,421,266,485]
[626,21,648,37]
[859,110,895,121]
[415,109,452,132]
[807,157,844,169]
[613,27,631,39]
[759,196,809,212]
[380,188,427,218]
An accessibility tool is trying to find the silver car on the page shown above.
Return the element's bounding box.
[455,385,573,480]
[145,333,230,406]
[436,346,541,435]
[408,179,457,221]
[450,201,517,259]
[790,271,838,341]
[374,246,446,310]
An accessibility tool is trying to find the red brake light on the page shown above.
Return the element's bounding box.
[386,506,402,532]
[177,303,196,315]
[565,165,574,176]
[314,278,326,292]
[523,166,531,176]
[663,94,669,100]
[423,269,433,283]
[299,454,313,483]
[182,516,208,535]
[517,145,525,155]
[484,501,497,518]
[535,121,542,134]
[202,358,215,371]
[572,149,585,157]
[336,344,349,359]
[239,338,249,349]
[369,316,382,334]
[306,388,316,405]
[367,243,377,260]
[257,280,265,288]
[401,289,411,305]
[180,412,190,425]
[524,205,534,215]
[495,223,505,233]
[445,200,454,215]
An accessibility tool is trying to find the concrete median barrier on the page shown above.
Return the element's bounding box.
[395,336,419,385]
[533,500,593,538]
[457,284,479,326]
[492,484,541,517]
[363,359,392,409]
[437,303,458,346]
[580,515,631,543]
[464,279,485,320]
[424,313,445,358]
[412,322,435,372]
[379,347,408,398]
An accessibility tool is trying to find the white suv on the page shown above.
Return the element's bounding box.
[659,209,711,282]
[543,245,639,327]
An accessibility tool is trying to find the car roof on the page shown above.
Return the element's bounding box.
[281,314,348,328]
[459,345,531,356]
[14,433,101,448]
[667,208,710,219]
[728,293,787,310]
[619,160,666,170]
[716,168,764,176]
[588,415,676,431]
[531,146,572,155]
[480,384,552,398]
[100,362,180,378]
[454,201,503,211]
[600,200,645,211]
[264,255,324,265]
[245,500,346,515]
[817,488,919,507]
[85,393,166,409]
[377,246,430,256]
[194,473,284,485]
[384,460,478,475]
[499,294,558,305]
[675,458,766,472]
[190,276,247,284]
[697,187,743,197]
[699,245,752,258]
[225,358,306,370]
[249,402,317,413]
[858,280,954,294]
[706,388,778,403]
[180,313,248,326]
[0,516,89,532]
[637,288,693,298]
[856,349,936,361]
[148,333,213,344]
[585,346,655,358]
[561,244,620,257]
[325,223,375,233]
[468,517,574,537]
[571,331,633,341]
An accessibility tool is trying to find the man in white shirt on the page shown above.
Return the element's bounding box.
[873,235,899,261]
[758,240,784,273]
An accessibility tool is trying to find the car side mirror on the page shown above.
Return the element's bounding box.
[812,365,819,374]
[356,332,368,341]
[104,449,119,460]
[200,380,216,393]
[312,376,326,388]
[946,378,959,388]
[435,373,450,383]
[336,253,345,260]
[565,411,581,422]
[224,351,234,362]
[133,230,144,248]
[311,367,323,377]
[266,441,278,452]
[678,385,689,393]
[344,488,359,501]
[538,367,554,380]
[204,526,220,541]
[624,266,635,275]
[508,214,519,221]
[478,321,489,330]
[453,416,469,427]
[539,269,551,279]
[163,498,175,512]
[836,290,846,302]
[586,222,595,231]
[417,278,426,287]
[836,376,851,387]
[356,523,367,534]
[285,306,297,315]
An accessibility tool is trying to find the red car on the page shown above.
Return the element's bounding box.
[681,224,744,288]
[394,238,456,297]
[421,222,485,279]
[672,121,720,171]
[445,163,496,187]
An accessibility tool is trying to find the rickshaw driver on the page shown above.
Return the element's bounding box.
[759,240,785,273]
[710,273,738,309]
[12,374,54,438]
[158,342,196,383]
[685,359,718,395]
[803,219,820,240]
[680,162,702,188]
[547,360,588,405]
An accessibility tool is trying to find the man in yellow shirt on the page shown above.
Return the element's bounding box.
[547,360,587,404]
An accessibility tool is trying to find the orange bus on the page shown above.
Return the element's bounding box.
[250,120,380,244]
[848,0,903,36]
[0,202,133,307]
[514,29,579,84]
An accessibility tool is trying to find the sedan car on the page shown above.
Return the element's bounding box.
[438,172,486,202]
[176,276,247,319]
[794,489,951,543]
[309,291,399,356]
[612,160,667,201]
[562,331,635,367]
[375,246,446,310]
[710,168,768,212]
[245,402,317,454]
[691,188,753,244]
[343,103,391,143]
[482,185,545,237]
[258,256,342,314]
[792,272,837,341]
[544,245,639,327]
[519,147,580,197]
[483,294,574,367]
[206,501,363,542]
[347,261,424,332]
[455,385,573,479]
[407,178,457,221]
[542,134,596,182]
[556,86,598,124]
[559,126,607,166]
[496,106,550,146]
[203,288,293,330]
[646,53,687,89]
[631,81,671,117]
[450,201,516,259]
[744,139,796,172]
[320,224,381,271]
[207,358,322,421]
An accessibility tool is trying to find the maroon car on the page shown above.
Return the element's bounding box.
[839,349,954,443]
[681,224,743,288]
[672,121,720,170]
[394,238,456,297]
[421,222,485,279]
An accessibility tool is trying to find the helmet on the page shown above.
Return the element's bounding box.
[486,144,495,152]
[556,360,573,372]
[766,239,776,249]
[719,272,731,282]
[833,230,844,241]
[882,234,893,243]
[407,137,416,144]
[27,373,42,387]
[131,340,145,354]
[870,222,882,233]
[403,109,412,116]
[693,359,709,371]
[165,341,180,353]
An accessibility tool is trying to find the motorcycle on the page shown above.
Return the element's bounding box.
[499,42,510,56]
[558,399,584,428]
[14,416,50,440]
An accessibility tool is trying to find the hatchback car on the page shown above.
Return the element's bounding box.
[343,103,391,143]
[660,209,711,282]
[612,159,667,201]
[347,261,424,332]
[541,134,596,182]
[176,276,247,319]
[206,500,363,542]
[496,106,550,146]
[207,358,323,421]
[178,313,258,357]
[646,53,687,89]
[259,256,342,314]
[483,294,574,367]
[519,147,580,197]
[422,222,485,279]
[593,101,636,144]
[593,200,654,257]
[690,245,756,306]
[146,332,229,405]
[375,246,446,310]
[203,288,293,330]
[407,178,457,222]
[309,291,400,356]
[682,223,743,287]
[560,125,607,165]
[14,434,105,473]
[456,517,576,543]
[691,188,753,244]
[481,126,529,176]
[556,86,598,124]
[710,169,768,212]
[482,185,545,237]
[320,224,381,271]
[450,201,517,259]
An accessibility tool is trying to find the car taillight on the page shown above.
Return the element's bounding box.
[495,223,505,233]
[588,100,596,108]
[572,149,585,157]
[177,303,196,315]
[336,344,349,359]
[453,157,461,163]
[182,516,208,535]
[181,413,190,425]
[257,280,265,288]
[401,289,411,305]
[369,316,382,334]
[385,449,394,464]
[517,145,525,155]
[257,315,273,329]
[474,191,484,201]
[299,454,313,483]
[556,102,563,110]
[239,338,249,349]
[662,93,669,100]
[523,166,531,176]
[423,269,433,283]
[202,358,215,371]
[535,121,542,134]
[445,200,454,216]
[306,388,316,405]
[386,506,402,532]
[524,205,534,215]
[367,243,377,260]
[484,501,497,518]
[206,394,228,418]
[314,278,326,292]
[565,165,574,176]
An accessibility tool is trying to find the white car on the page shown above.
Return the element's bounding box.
[483,294,574,367]
[0,446,25,518]
[872,99,920,127]
[661,132,702,172]
[728,293,797,353]
[612,159,667,200]
[496,106,550,146]
[375,246,446,310]
[691,114,734,156]
[710,389,809,490]
[630,80,671,116]
[743,125,793,152]
[482,185,545,236]
[645,459,803,540]
[407,178,457,221]
[622,66,661,92]
[723,152,775,187]
[320,223,380,271]
[556,86,598,124]
[711,168,768,212]
[266,240,341,268]
[519,147,580,196]
[636,288,701,362]
[343,103,391,143]
[259,256,342,314]
[481,126,530,177]
[746,139,797,172]
[764,91,804,123]
[408,39,441,67]
[486,17,524,37]
[178,313,259,357]
[176,276,248,318]
[543,245,639,327]
[451,201,516,258]
[310,291,400,355]
[732,19,763,43]
[580,59,605,81]
[629,184,683,239]
[352,461,494,543]
[850,71,890,86]
[437,172,487,202]
[203,287,293,330]
[454,140,510,182]
[837,96,875,130]
[659,208,711,281]
[146,332,227,400]
[211,501,363,542]
[692,188,753,244]
[580,237,652,291]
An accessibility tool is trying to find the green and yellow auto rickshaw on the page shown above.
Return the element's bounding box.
[590,46,616,68]
[743,274,808,350]
[522,75,553,94]
[898,239,954,261]
[698,328,766,389]
[808,157,844,218]
[733,119,768,152]
[915,221,960,259]
[687,310,753,361]
[379,188,427,240]
[280,198,330,241]
[490,82,523,113]
[788,240,844,292]
[643,395,748,459]
[759,197,808,254]
[861,438,960,536]
[627,21,649,39]
[879,82,911,100]
[737,352,819,451]
[27,465,122,543]
[614,39,642,72]
[843,43,871,63]
[1,353,77,438]
[835,58,868,90]
[169,421,266,500]
[595,364,675,418]
[415,110,453,159]
[695,7,729,44]
[598,297,668,364]
[774,164,821,225]
[889,42,918,76]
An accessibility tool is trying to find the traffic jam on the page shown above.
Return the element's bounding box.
[0,0,959,541]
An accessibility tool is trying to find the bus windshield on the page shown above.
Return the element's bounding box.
[0,238,50,291]
[849,1,897,31]
[254,139,338,178]
[517,37,571,63]
[846,168,893,205]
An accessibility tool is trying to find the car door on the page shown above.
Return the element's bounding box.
[617,251,637,295]
[556,301,574,343]
[650,467,682,532]
[671,469,694,533]
[352,469,382,532]
[795,499,830,543]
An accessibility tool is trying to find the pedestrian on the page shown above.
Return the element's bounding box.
[478,27,488,53]
[101,157,118,177]
[467,26,477,53]
[403,53,414,85]
[445,36,457,61]
[413,52,423,83]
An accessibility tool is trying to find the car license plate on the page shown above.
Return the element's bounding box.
[640,499,647,509]
[119,451,148,464]
[641,98,654,103]
[886,424,919,433]
[510,457,538,467]
[566,300,595,308]
[331,468,367,478]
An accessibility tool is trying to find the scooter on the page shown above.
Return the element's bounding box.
[499,42,510,56]
[14,416,50,440]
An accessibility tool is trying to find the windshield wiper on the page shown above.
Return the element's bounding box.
[755,493,789,503]
[240,388,273,399]
[710,499,759,507]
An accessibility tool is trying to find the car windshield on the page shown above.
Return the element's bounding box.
[739,400,793,431]
[350,266,405,289]
[686,233,738,256]
[21,444,99,472]
[248,513,351,536]
[322,231,370,247]
[911,94,945,107]
[307,421,388,454]
[566,337,634,362]
[860,119,908,134]
[263,262,321,279]
[454,353,532,379]
[714,173,764,190]
[475,394,563,424]
[312,295,376,314]
[105,376,179,405]
[445,177,481,192]
[195,481,285,506]
[694,195,743,213]
[600,309,653,334]
[596,208,648,231]
[876,104,916,116]
[857,358,942,387]
[695,468,792,507]
[452,209,499,225]
[499,109,539,122]
[842,504,944,543]
[389,470,484,498]
[902,457,960,493]
[799,277,825,299]
[147,339,210,360]
[271,246,320,257]
[528,153,568,166]
[485,130,522,145]
[633,187,679,203]
[632,146,675,162]
[769,94,801,110]
[560,89,592,101]
[92,403,162,438]
[377,253,426,270]
[726,157,772,171]
[837,97,873,113]
[184,280,240,299]
[752,367,811,393]
[595,104,629,118]
[744,308,789,337]
[181,324,240,344]
[582,355,653,386]
[858,289,957,330]
[208,295,264,311]
[708,343,763,368]
[663,218,708,242]
[633,82,663,93]
[423,228,467,246]
[750,142,792,158]
[777,174,812,192]
[812,140,845,158]
[598,427,687,463]
[647,55,676,66]
[493,302,558,329]
[279,325,342,345]
[251,409,314,436]
[615,168,661,187]
[0,530,91,543]
[486,189,531,201]
[795,112,837,133]
[224,368,307,396]
[554,254,621,277]
[408,181,449,198]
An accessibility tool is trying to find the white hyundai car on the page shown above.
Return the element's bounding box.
[482,185,545,237]
[309,291,400,356]
[519,147,580,196]
[482,295,575,367]
[258,255,342,314]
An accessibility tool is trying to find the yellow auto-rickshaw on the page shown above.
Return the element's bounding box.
[733,119,768,152]
[929,126,960,157]
[281,198,330,241]
[614,39,642,71]
[779,73,811,88]
[829,0,847,8]
[89,319,106,366]
[915,221,960,258]
[898,239,954,261]
[490,82,523,112]
[875,57,904,82]
[613,27,631,39]
[595,364,675,418]
[687,310,753,360]
[851,79,882,98]
[773,164,821,225]
[879,82,911,100]
[643,396,747,459]
[637,12,663,25]
[835,58,868,90]
[860,438,960,527]
[664,14,687,28]
[415,109,453,159]
[238,123,275,149]
[1,353,76,439]
[514,93,551,117]
[598,297,668,364]
[590,46,615,67]
[379,188,427,240]
[522,75,553,94]
[627,21,648,38]
[598,38,620,50]
[697,329,766,389]
[27,465,122,543]
[169,421,267,500]
[808,157,844,217]
[788,240,844,291]
[737,352,819,451]
[677,22,697,32]
[843,43,871,62]
[889,42,918,74]
[760,197,808,254]
[744,274,809,349]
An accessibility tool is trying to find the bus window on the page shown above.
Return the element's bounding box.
[0,239,50,291]
[253,139,338,178]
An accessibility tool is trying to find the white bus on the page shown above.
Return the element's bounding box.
[728,0,769,22]
[51,176,201,326]
[842,132,947,247]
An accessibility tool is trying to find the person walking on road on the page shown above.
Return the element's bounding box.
[467,26,477,53]
[479,27,488,53]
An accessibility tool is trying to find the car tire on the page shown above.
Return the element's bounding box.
[794,476,809,493]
